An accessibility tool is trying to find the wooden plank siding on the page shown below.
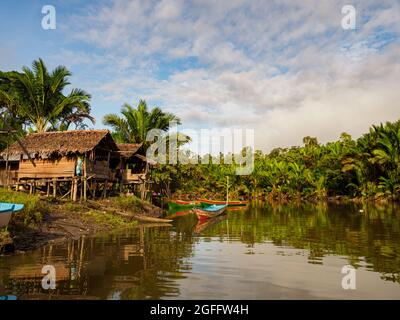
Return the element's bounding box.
[86,159,115,181]
[0,168,18,185]
[16,158,116,181]
[18,158,76,179]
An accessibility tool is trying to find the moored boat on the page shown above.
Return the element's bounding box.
[167,200,200,210]
[0,203,24,228]
[192,204,227,220]
[199,199,248,207]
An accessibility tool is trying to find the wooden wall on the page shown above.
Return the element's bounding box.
[5,154,124,183]
[18,158,76,179]
[16,158,115,181]
[0,168,18,185]
[86,160,114,180]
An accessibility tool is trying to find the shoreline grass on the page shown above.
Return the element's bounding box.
[0,189,165,253]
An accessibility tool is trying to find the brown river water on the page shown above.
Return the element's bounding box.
[0,202,400,299]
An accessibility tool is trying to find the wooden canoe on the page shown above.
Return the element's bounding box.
[0,203,24,228]
[167,200,200,210]
[200,199,248,207]
[192,204,227,220]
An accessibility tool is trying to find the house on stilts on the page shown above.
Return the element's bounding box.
[0,130,153,201]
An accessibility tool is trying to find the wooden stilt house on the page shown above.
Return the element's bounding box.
[0,130,119,200]
[115,143,157,200]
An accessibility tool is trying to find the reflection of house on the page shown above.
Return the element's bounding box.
[9,262,71,282]
[0,130,153,200]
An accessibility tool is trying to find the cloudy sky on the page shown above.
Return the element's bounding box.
[0,0,399,151]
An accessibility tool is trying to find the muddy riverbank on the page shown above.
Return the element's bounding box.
[0,192,164,254]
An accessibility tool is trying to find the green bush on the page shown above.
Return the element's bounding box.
[0,188,44,227]
[112,194,144,211]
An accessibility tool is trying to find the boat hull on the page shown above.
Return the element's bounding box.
[0,211,12,228]
[193,205,227,220]
[0,203,24,228]
[167,200,200,210]
[200,199,248,207]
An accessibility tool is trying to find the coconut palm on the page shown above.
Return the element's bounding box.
[0,59,93,133]
[103,100,182,147]
[0,72,27,150]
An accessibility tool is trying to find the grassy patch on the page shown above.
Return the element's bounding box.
[61,201,88,213]
[110,194,144,211]
[80,210,137,228]
[0,187,44,227]
[0,229,11,241]
[53,197,139,228]
[0,189,147,233]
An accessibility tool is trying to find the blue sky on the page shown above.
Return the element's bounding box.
[0,0,399,151]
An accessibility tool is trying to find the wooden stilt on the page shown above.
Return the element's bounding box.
[53,178,57,197]
[83,177,87,201]
[102,180,108,199]
[46,182,50,197]
[104,151,110,199]
[72,178,78,202]
[92,180,96,199]
[5,140,10,187]
[79,178,83,202]
[83,156,87,201]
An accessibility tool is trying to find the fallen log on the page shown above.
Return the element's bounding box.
[112,210,172,223]
[132,214,173,223]
[138,223,173,228]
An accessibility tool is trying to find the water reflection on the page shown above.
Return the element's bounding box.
[0,202,399,299]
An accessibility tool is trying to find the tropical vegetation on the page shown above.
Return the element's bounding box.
[103,99,181,147]
[152,121,400,202]
[0,58,93,135]
[1,58,400,202]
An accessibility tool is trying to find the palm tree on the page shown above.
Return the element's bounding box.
[0,72,20,116]
[0,71,27,150]
[372,122,400,172]
[103,100,182,147]
[0,59,93,133]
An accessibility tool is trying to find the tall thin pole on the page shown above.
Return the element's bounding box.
[5,139,10,187]
[226,176,229,205]
[83,155,87,201]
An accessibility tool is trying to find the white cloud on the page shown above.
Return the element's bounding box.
[58,0,400,151]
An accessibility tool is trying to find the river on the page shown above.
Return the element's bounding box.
[1,202,400,299]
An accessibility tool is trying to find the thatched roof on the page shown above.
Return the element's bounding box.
[135,154,157,166]
[116,143,142,158]
[115,143,157,165]
[1,130,118,160]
